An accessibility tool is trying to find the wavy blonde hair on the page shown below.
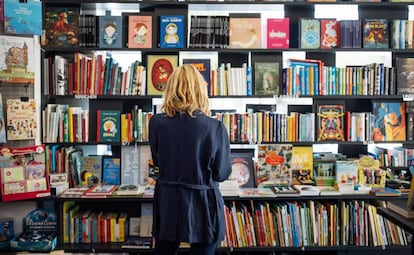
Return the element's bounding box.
[161,64,210,117]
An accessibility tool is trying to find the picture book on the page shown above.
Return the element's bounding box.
[102,156,121,185]
[0,35,35,84]
[316,104,345,141]
[99,11,123,48]
[238,187,276,197]
[254,61,280,96]
[335,160,359,186]
[299,18,321,49]
[0,218,14,244]
[313,160,336,186]
[396,57,414,95]
[228,149,255,188]
[0,95,6,144]
[44,5,80,47]
[229,13,262,49]
[4,0,42,35]
[372,101,406,141]
[182,58,211,86]
[256,144,293,187]
[291,146,313,185]
[357,156,385,188]
[266,17,290,49]
[320,19,340,49]
[127,14,152,49]
[6,99,37,140]
[83,184,117,196]
[363,19,389,48]
[146,54,178,96]
[82,155,103,185]
[96,110,121,142]
[159,15,185,48]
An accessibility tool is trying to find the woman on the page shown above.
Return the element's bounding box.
[149,64,232,255]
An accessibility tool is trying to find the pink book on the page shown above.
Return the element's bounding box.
[266,18,290,49]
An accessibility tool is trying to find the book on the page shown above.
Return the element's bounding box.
[238,187,276,197]
[254,61,280,96]
[266,17,290,49]
[320,19,340,49]
[396,57,414,95]
[83,184,118,196]
[44,5,80,47]
[387,199,414,218]
[299,18,321,49]
[0,35,35,84]
[127,14,152,49]
[0,95,7,144]
[99,11,123,48]
[146,54,178,96]
[291,146,313,185]
[102,156,121,185]
[113,184,145,196]
[182,58,211,87]
[362,18,389,48]
[229,13,262,49]
[6,99,37,140]
[335,160,359,186]
[4,0,42,35]
[82,155,103,185]
[228,149,255,188]
[293,184,320,196]
[316,104,345,141]
[159,15,185,48]
[96,110,121,142]
[369,187,401,196]
[372,101,406,141]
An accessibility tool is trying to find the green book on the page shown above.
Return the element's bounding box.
[97,110,121,142]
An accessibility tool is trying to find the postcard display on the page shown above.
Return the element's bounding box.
[0,145,50,202]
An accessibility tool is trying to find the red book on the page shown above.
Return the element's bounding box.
[266,17,290,49]
[320,19,340,49]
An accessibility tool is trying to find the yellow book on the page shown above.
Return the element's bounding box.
[117,212,128,242]
[236,211,247,247]
[110,212,118,243]
[291,146,313,185]
[63,201,76,243]
[121,113,128,143]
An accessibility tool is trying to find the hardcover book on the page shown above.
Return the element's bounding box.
[396,57,414,94]
[146,54,178,96]
[99,11,123,48]
[6,99,37,140]
[336,159,359,186]
[316,104,345,141]
[372,101,406,141]
[266,18,290,49]
[320,19,340,49]
[228,149,255,188]
[96,110,121,142]
[182,58,211,86]
[299,18,321,49]
[102,156,121,185]
[159,15,185,48]
[4,0,42,35]
[229,13,262,49]
[362,18,389,48]
[254,61,280,96]
[291,146,313,185]
[127,14,152,49]
[82,155,103,184]
[44,5,80,47]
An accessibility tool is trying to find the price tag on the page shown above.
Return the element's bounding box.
[403,94,414,101]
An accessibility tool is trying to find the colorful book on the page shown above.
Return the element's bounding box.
[316,104,345,141]
[254,61,280,96]
[83,155,103,184]
[127,14,152,49]
[99,11,123,48]
[146,54,178,96]
[291,146,313,185]
[372,101,406,141]
[229,13,262,49]
[299,18,321,49]
[396,57,414,95]
[335,160,359,186]
[159,15,185,48]
[320,19,340,49]
[266,18,290,49]
[4,0,42,35]
[6,99,37,140]
[44,5,80,47]
[362,18,389,49]
[102,156,121,185]
[96,110,121,142]
[228,149,255,188]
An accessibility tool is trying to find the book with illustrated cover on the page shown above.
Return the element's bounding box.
[316,104,345,141]
[320,19,340,49]
[99,11,123,48]
[254,61,280,96]
[228,149,255,188]
[146,54,178,96]
[44,5,80,47]
[102,156,121,185]
[0,35,35,84]
[336,160,359,186]
[266,18,289,49]
[127,14,152,49]
[6,99,37,140]
[4,0,42,35]
[82,155,102,184]
[96,110,121,142]
[229,13,262,49]
[363,19,389,48]
[396,57,414,95]
[291,146,313,185]
[372,101,406,141]
[299,18,321,49]
[83,184,117,196]
[182,58,211,87]
[159,15,185,48]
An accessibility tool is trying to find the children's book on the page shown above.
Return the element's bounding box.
[4,0,42,35]
[362,18,389,48]
[357,155,386,188]
[102,156,121,185]
[254,61,280,96]
[6,99,37,140]
[82,155,103,184]
[146,54,178,96]
[372,101,406,141]
[266,17,290,49]
[316,104,345,141]
[291,146,313,185]
[320,19,340,49]
[335,160,359,186]
[182,58,211,86]
[44,5,80,47]
[159,15,185,48]
[99,11,123,48]
[127,14,152,49]
[228,149,255,188]
[299,18,321,49]
[229,13,262,49]
[96,110,121,142]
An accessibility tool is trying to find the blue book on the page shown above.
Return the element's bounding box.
[102,157,121,185]
[159,15,185,48]
[99,11,123,48]
[4,0,42,35]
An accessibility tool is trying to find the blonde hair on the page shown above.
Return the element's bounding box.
[161,64,210,117]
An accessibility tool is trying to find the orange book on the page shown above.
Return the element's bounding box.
[127,14,152,48]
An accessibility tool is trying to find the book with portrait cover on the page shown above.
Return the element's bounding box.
[96,110,121,142]
[146,54,178,96]
[127,14,152,49]
[299,18,321,49]
[372,101,406,141]
[266,17,290,49]
[362,18,389,49]
[6,99,37,140]
[99,11,123,48]
[396,57,414,95]
[229,13,262,49]
[320,19,340,49]
[316,104,345,141]
[44,5,80,47]
[254,61,280,96]
[159,15,185,48]
[4,0,42,35]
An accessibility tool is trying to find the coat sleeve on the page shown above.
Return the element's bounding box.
[211,121,232,182]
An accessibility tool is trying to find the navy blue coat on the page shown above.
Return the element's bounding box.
[149,111,232,244]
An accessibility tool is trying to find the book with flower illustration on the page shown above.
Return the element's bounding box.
[96,110,121,142]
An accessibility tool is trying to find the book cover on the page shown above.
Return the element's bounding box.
[82,155,103,184]
[6,99,37,140]
[97,110,121,142]
[299,18,321,49]
[238,187,276,197]
[4,0,42,35]
[182,58,211,86]
[320,19,340,49]
[99,11,123,48]
[146,54,178,96]
[254,61,280,96]
[122,237,152,249]
[266,18,290,49]
[357,156,385,188]
[291,146,313,185]
[363,19,389,48]
[102,156,121,185]
[335,160,359,186]
[159,15,185,48]
[228,149,255,188]
[313,160,336,186]
[229,13,262,49]
[256,144,293,187]
[316,104,345,141]
[83,184,117,195]
[372,101,406,141]
[44,5,80,47]
[396,57,414,95]
[127,14,152,49]
[0,35,35,84]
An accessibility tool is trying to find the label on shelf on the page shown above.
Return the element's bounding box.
[403,94,414,101]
